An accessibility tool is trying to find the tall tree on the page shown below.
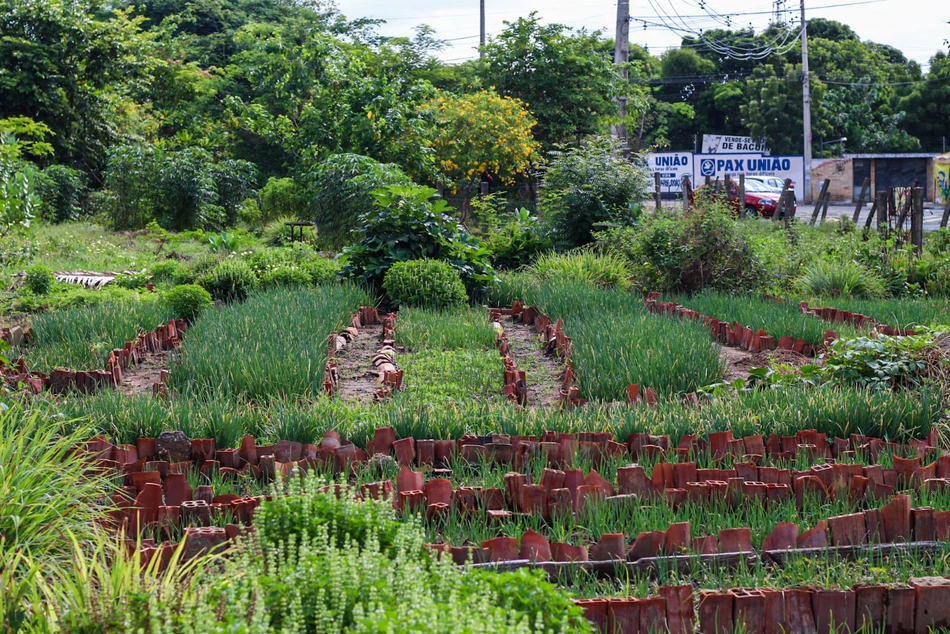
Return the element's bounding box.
[0,0,153,178]
[476,13,619,149]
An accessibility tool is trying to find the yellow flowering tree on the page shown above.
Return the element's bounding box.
[420,90,541,213]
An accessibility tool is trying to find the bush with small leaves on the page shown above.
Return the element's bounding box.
[149,260,186,284]
[112,271,150,289]
[164,284,213,323]
[24,264,54,295]
[196,259,258,302]
[383,259,468,309]
[259,266,311,288]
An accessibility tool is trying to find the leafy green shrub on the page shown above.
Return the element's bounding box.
[36,164,87,223]
[196,259,258,302]
[541,135,648,249]
[101,145,257,231]
[259,176,309,224]
[14,285,153,314]
[485,207,552,270]
[149,260,186,284]
[384,259,468,309]
[164,284,213,323]
[820,332,934,391]
[173,254,222,286]
[529,249,632,290]
[797,259,885,299]
[211,471,589,633]
[341,184,495,297]
[260,266,311,288]
[305,153,410,248]
[23,264,54,295]
[112,271,150,289]
[598,201,762,294]
[299,257,339,284]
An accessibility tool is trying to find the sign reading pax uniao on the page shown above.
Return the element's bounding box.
[702,135,770,155]
[694,154,803,194]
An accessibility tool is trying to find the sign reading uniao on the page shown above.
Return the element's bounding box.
[694,153,803,193]
[646,152,693,194]
[702,135,770,154]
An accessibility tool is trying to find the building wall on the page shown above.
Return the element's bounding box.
[811,159,853,202]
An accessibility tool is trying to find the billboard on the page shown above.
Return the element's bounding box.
[694,153,803,194]
[702,135,770,155]
[646,152,693,195]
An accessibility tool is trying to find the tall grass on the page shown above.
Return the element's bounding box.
[171,285,369,402]
[491,277,723,401]
[671,290,862,345]
[26,299,175,371]
[0,408,109,560]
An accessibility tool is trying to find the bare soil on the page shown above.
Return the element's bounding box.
[335,324,387,405]
[119,350,172,396]
[499,315,564,408]
[720,346,813,383]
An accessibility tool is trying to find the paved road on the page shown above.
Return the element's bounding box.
[792,203,947,231]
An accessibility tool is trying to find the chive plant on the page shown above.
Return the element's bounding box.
[670,291,863,345]
[27,300,175,372]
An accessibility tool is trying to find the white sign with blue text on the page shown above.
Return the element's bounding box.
[646,152,693,194]
[694,154,803,194]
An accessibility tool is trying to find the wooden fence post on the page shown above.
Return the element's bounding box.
[774,178,792,223]
[876,190,889,238]
[738,173,746,217]
[654,172,661,211]
[851,177,870,223]
[912,187,924,256]
[682,176,692,211]
[810,179,830,226]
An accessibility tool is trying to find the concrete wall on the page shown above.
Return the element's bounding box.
[811,159,853,202]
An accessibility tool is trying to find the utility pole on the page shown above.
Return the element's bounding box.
[611,0,630,144]
[479,0,486,58]
[801,0,813,203]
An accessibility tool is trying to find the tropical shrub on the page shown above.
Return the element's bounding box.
[529,249,633,290]
[259,176,309,225]
[36,164,87,223]
[541,136,648,249]
[341,184,495,296]
[599,200,762,294]
[164,284,213,322]
[485,208,552,270]
[150,260,186,284]
[305,153,410,248]
[383,259,468,309]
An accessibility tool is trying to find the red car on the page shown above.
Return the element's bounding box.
[691,179,796,217]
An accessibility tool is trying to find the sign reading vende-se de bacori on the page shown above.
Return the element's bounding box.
[701,135,770,154]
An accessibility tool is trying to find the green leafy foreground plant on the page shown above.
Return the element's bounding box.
[383,259,468,309]
[209,471,590,633]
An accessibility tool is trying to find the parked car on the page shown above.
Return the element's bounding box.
[691,178,796,218]
[745,175,795,196]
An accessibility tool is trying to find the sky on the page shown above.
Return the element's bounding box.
[335,0,948,71]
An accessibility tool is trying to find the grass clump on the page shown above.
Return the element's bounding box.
[797,259,885,299]
[383,259,468,309]
[528,249,632,290]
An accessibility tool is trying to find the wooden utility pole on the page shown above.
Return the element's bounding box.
[611,0,630,143]
[479,0,486,58]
